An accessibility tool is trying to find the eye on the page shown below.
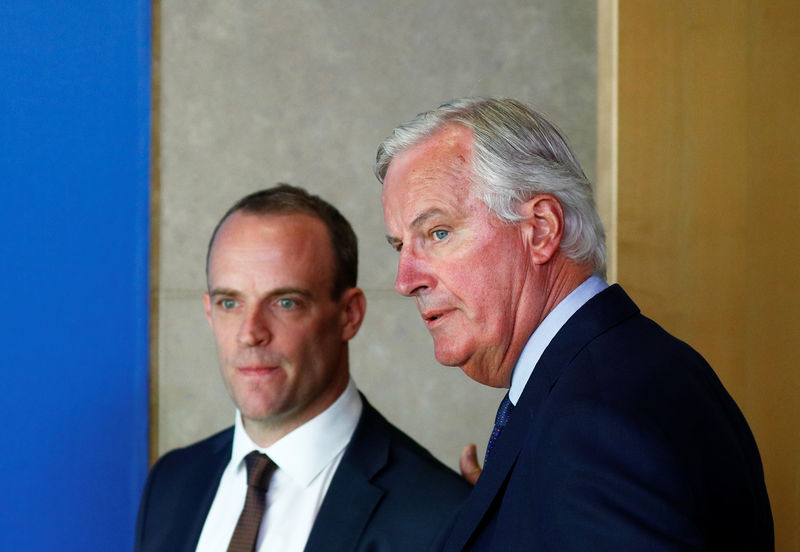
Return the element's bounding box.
[432,229,450,241]
[220,298,238,310]
[277,297,298,309]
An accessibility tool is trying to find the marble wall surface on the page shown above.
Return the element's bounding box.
[157,0,597,470]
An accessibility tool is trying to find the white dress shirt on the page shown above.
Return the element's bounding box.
[508,275,608,405]
[195,379,363,552]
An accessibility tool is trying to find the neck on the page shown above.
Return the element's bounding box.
[537,258,593,320]
[496,256,592,387]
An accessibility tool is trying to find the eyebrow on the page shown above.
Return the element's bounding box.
[208,287,242,298]
[208,286,313,300]
[266,287,313,300]
[385,208,447,249]
[410,208,446,230]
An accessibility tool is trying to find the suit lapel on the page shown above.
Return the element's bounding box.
[179,430,232,552]
[442,369,550,552]
[443,285,640,551]
[303,399,387,552]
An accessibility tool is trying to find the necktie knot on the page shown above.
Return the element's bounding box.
[494,394,514,429]
[244,451,276,491]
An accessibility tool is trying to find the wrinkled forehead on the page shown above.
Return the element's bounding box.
[390,123,473,175]
[382,125,476,203]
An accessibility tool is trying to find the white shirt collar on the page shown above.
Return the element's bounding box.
[230,378,363,488]
[508,275,608,404]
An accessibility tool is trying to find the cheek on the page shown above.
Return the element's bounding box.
[451,232,521,284]
[284,317,336,359]
[473,289,513,333]
[446,260,508,302]
[458,260,520,325]
[216,328,239,357]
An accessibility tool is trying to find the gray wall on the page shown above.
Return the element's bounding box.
[158,0,597,471]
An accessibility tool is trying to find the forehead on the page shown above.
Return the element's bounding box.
[382,124,479,223]
[208,212,333,283]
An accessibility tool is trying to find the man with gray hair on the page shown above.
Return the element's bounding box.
[377,98,772,551]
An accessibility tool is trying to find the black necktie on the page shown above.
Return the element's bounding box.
[484,393,514,465]
[227,451,277,552]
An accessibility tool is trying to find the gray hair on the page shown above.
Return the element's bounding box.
[375,97,606,276]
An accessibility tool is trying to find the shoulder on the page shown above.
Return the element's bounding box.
[335,398,470,550]
[542,297,738,453]
[349,397,471,506]
[507,292,770,548]
[135,427,234,551]
[567,305,725,414]
[543,283,721,408]
[160,426,234,458]
[144,426,233,488]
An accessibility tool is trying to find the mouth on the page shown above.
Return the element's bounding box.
[237,364,281,375]
[422,309,451,327]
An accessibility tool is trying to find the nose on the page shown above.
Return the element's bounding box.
[237,306,271,347]
[394,248,434,297]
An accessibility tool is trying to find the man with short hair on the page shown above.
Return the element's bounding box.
[135,184,470,552]
[377,98,773,551]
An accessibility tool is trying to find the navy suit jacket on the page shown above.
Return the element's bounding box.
[443,285,773,551]
[135,396,470,552]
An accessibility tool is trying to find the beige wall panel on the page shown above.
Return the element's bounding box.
[616,1,800,549]
[157,0,597,472]
[596,0,618,280]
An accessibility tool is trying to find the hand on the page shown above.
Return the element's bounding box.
[459,443,482,485]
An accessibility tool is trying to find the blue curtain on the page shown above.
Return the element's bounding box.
[0,2,151,550]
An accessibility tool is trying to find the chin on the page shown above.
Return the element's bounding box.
[461,365,507,388]
[432,343,470,368]
[237,395,283,421]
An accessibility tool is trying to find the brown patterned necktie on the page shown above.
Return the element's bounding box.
[227,451,278,552]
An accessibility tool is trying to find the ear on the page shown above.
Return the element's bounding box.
[340,287,367,341]
[517,194,564,265]
[203,293,214,329]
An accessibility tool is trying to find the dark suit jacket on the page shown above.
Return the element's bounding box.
[135,396,470,552]
[443,284,773,551]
